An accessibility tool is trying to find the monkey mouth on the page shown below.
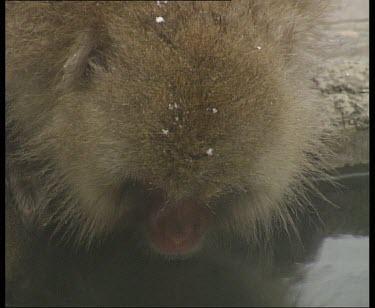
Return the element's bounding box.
[147,199,213,256]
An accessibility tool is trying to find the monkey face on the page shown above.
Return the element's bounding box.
[6,1,324,256]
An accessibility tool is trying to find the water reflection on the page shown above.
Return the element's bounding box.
[291,235,369,307]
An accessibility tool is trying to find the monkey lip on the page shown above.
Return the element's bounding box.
[147,199,212,256]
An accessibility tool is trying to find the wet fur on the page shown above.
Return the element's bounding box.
[6,1,331,249]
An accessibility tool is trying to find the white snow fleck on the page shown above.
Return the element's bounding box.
[206,148,214,156]
[162,129,169,135]
[212,108,218,114]
[156,1,168,6]
[256,46,262,50]
[168,103,179,110]
[156,16,165,23]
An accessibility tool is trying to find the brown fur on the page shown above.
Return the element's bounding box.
[6,0,331,249]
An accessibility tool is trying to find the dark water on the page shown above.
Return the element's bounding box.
[6,165,369,307]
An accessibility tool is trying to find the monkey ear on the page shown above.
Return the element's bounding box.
[57,30,101,91]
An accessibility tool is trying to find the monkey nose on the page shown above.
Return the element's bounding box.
[147,199,212,255]
[166,221,193,245]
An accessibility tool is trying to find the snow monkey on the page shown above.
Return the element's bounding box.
[6,1,330,261]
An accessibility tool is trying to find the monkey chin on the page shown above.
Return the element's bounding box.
[146,199,213,257]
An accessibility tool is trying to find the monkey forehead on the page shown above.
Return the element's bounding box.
[91,10,289,151]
